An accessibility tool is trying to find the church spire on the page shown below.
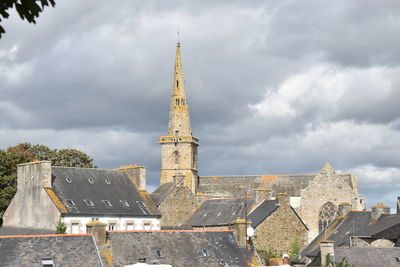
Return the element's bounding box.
[159,42,199,193]
[167,42,192,137]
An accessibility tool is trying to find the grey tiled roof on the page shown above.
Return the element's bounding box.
[297,211,372,259]
[51,167,160,216]
[0,227,54,236]
[0,234,103,266]
[109,230,248,267]
[334,247,400,267]
[197,174,353,197]
[248,200,278,228]
[150,182,174,206]
[355,214,400,239]
[186,197,255,227]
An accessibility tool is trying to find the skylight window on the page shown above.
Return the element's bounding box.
[154,248,163,258]
[102,200,112,207]
[84,199,95,207]
[88,178,94,184]
[66,200,75,207]
[105,178,111,184]
[65,177,72,183]
[201,249,208,258]
[41,258,54,267]
[136,201,150,214]
[120,200,130,207]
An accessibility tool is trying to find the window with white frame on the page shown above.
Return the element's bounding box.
[41,258,54,267]
[126,223,134,231]
[143,222,152,230]
[71,223,79,234]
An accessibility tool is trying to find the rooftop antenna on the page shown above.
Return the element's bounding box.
[177,28,180,44]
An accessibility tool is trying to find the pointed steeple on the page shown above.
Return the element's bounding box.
[167,42,192,136]
[159,43,199,193]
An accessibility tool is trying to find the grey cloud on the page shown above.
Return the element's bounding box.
[1,0,400,209]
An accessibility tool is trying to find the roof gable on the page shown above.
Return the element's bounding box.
[248,200,278,228]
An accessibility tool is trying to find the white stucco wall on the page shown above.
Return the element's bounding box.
[62,216,160,234]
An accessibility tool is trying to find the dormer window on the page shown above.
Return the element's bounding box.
[88,178,94,184]
[120,200,130,207]
[105,179,111,184]
[102,200,112,207]
[65,177,72,183]
[84,199,94,207]
[41,258,54,267]
[137,201,150,214]
[66,200,75,207]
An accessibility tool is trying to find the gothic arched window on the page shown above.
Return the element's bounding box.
[173,151,179,165]
[319,202,338,232]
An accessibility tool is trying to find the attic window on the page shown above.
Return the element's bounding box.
[136,201,150,214]
[102,200,112,207]
[41,259,54,267]
[120,200,130,207]
[65,177,72,183]
[66,200,75,207]
[88,178,94,184]
[105,179,111,184]
[201,249,208,258]
[84,199,95,207]
[154,248,163,258]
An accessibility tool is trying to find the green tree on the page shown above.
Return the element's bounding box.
[55,219,66,234]
[288,237,301,259]
[0,0,56,38]
[0,143,95,222]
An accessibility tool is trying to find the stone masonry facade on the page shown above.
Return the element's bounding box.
[253,194,308,254]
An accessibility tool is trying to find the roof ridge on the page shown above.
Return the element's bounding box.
[0,233,93,239]
[52,166,122,172]
[108,229,234,233]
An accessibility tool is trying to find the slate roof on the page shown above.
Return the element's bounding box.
[186,197,255,227]
[355,214,400,239]
[197,173,353,197]
[248,200,278,228]
[334,247,400,267]
[51,167,160,216]
[0,227,54,236]
[108,230,248,267]
[297,211,372,260]
[0,234,103,266]
[150,182,174,206]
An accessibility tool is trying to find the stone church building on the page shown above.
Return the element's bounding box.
[151,42,366,245]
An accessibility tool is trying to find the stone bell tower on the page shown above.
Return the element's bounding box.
[159,42,199,193]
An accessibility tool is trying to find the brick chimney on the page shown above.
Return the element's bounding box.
[253,188,271,204]
[276,192,290,207]
[320,240,335,266]
[233,218,251,247]
[371,203,390,220]
[86,221,107,246]
[116,165,147,191]
[338,202,352,217]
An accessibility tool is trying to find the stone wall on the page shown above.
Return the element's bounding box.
[2,161,61,230]
[298,163,364,241]
[252,194,308,254]
[158,186,197,227]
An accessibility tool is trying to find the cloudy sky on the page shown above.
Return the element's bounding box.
[1,0,400,210]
